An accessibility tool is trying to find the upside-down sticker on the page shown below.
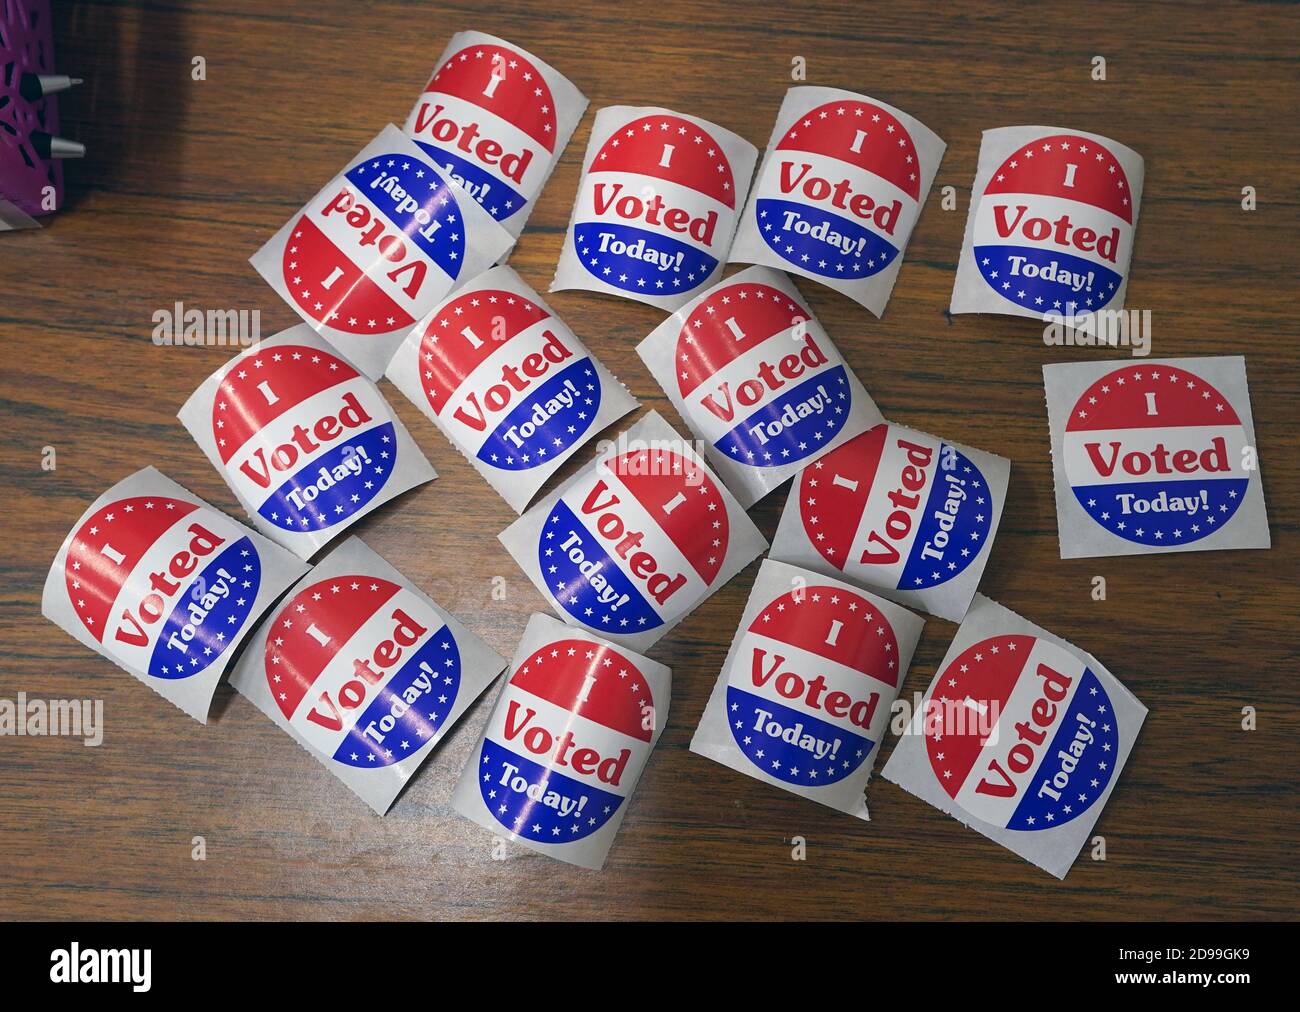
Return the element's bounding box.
[250,124,513,378]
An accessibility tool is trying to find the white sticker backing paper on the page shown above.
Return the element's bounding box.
[1043,355,1269,558]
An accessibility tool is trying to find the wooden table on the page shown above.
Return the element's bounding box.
[2,0,1296,921]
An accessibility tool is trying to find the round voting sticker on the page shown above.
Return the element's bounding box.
[575,114,738,298]
[419,287,601,471]
[799,424,992,588]
[1063,363,1250,547]
[675,278,852,466]
[410,42,557,223]
[211,344,400,533]
[478,638,656,842]
[924,634,1117,831]
[264,575,461,768]
[63,496,262,681]
[757,99,923,280]
[974,133,1134,313]
[726,585,899,786]
[539,448,730,633]
[284,154,467,334]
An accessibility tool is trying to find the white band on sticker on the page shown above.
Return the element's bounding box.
[770,421,1010,622]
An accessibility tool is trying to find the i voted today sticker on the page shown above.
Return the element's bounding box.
[229,537,504,814]
[1043,357,1269,559]
[385,265,637,513]
[882,595,1146,879]
[636,265,883,507]
[451,612,670,870]
[770,422,1010,622]
[404,30,587,239]
[499,411,767,652]
[250,124,513,378]
[41,467,307,723]
[729,87,945,316]
[690,558,922,820]
[551,105,757,312]
[179,325,437,560]
[950,126,1144,320]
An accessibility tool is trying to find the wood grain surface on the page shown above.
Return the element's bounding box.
[1,0,1297,921]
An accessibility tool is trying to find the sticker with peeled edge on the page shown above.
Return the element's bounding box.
[450,612,670,869]
[384,265,637,513]
[404,30,588,238]
[178,324,437,560]
[551,106,758,312]
[40,467,308,723]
